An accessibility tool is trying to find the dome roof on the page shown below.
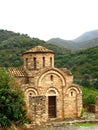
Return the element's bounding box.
[23,46,54,54]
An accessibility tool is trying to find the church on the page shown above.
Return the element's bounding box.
[8,45,82,124]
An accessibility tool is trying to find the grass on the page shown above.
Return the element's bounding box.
[75,122,98,127]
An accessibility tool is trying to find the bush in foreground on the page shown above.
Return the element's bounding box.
[0,68,29,129]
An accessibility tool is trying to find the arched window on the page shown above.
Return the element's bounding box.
[34,57,37,69]
[50,75,53,81]
[26,58,28,68]
[50,57,52,67]
[25,77,29,84]
[71,91,73,96]
[43,57,45,67]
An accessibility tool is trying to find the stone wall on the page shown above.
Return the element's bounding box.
[29,96,47,124]
[23,53,54,70]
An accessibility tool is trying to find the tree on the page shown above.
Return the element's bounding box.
[82,87,98,105]
[0,68,29,128]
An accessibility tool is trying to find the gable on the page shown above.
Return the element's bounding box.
[37,68,66,88]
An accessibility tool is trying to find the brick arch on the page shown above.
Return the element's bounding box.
[37,68,66,86]
[24,87,38,107]
[64,85,82,118]
[65,84,82,96]
[25,87,38,96]
[46,87,59,96]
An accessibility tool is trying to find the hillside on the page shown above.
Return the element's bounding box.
[0,29,69,67]
[47,38,75,49]
[47,30,98,50]
[55,46,98,80]
[0,29,98,88]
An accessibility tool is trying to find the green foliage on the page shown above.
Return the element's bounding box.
[0,68,28,128]
[80,107,85,117]
[0,29,67,68]
[0,29,98,89]
[47,32,98,51]
[75,122,98,126]
[82,87,98,105]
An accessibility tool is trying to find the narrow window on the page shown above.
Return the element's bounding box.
[71,92,73,96]
[34,57,37,69]
[26,58,28,68]
[50,57,52,67]
[50,75,53,81]
[43,57,45,67]
[25,77,29,84]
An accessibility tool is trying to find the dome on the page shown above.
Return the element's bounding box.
[23,46,54,54]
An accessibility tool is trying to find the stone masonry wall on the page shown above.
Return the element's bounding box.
[29,96,47,124]
[23,53,54,70]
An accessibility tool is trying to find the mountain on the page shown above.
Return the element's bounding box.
[74,30,98,43]
[0,29,98,82]
[74,37,98,50]
[0,29,98,88]
[0,29,68,67]
[47,38,74,47]
[47,38,76,50]
[47,30,98,50]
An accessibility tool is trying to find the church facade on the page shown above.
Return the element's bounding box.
[8,46,82,124]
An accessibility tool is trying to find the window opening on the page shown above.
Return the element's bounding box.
[34,57,37,69]
[50,75,53,81]
[26,58,28,68]
[71,91,73,96]
[43,57,45,67]
[25,77,29,84]
[50,57,52,67]
[29,93,33,96]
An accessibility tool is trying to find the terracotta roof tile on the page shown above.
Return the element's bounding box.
[23,46,54,54]
[8,67,26,77]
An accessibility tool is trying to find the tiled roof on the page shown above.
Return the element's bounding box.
[23,46,54,54]
[8,67,27,77]
[59,68,72,75]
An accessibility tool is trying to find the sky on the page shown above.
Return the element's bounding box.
[0,0,98,41]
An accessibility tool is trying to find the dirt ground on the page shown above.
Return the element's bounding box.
[32,112,98,130]
[37,125,98,130]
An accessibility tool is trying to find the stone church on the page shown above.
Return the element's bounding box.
[8,45,82,124]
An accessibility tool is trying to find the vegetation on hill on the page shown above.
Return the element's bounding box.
[55,46,98,76]
[47,38,75,50]
[55,46,98,88]
[0,30,68,67]
[0,29,98,89]
[47,30,98,50]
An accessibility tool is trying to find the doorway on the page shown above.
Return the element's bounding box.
[48,96,56,118]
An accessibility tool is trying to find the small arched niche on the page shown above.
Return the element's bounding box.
[69,89,77,97]
[25,88,38,106]
[66,86,81,97]
[46,87,59,96]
